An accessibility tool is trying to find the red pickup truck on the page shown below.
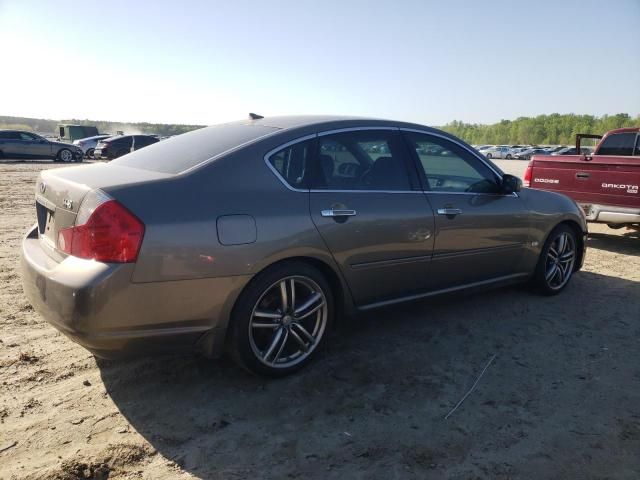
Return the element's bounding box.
[524,127,640,229]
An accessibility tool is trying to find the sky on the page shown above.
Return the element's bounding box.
[0,0,639,126]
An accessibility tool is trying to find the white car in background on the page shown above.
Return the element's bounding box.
[73,134,112,158]
[483,145,512,159]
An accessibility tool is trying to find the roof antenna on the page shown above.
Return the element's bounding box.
[249,112,264,120]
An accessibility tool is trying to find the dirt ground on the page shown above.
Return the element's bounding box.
[1,161,639,479]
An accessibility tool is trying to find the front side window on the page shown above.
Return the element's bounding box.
[268,138,314,189]
[311,130,411,191]
[18,132,37,141]
[403,132,500,194]
[598,132,637,156]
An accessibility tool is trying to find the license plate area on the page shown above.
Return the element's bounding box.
[36,200,55,240]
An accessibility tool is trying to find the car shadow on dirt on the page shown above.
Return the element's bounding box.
[587,229,639,256]
[97,270,640,479]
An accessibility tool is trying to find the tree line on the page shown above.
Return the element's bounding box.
[0,115,205,137]
[439,113,639,145]
[2,113,638,144]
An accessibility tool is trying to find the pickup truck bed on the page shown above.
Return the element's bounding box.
[525,128,640,228]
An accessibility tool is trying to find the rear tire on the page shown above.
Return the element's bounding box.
[506,154,512,159]
[486,153,492,159]
[531,224,577,295]
[228,261,334,377]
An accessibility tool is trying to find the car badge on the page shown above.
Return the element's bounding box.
[39,182,46,194]
[62,199,73,210]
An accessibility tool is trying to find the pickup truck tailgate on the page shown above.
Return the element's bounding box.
[530,154,640,209]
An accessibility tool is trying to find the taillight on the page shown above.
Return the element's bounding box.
[58,190,144,263]
[523,161,533,187]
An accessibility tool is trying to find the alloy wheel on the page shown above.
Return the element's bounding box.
[248,276,328,369]
[59,149,73,162]
[545,232,575,290]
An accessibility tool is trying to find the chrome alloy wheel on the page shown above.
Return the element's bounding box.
[545,232,576,290]
[249,276,328,369]
[59,149,73,162]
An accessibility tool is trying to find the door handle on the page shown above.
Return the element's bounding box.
[437,208,462,216]
[321,209,357,217]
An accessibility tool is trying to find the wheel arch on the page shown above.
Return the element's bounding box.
[550,219,585,272]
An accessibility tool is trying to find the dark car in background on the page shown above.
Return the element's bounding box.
[0,130,84,162]
[21,115,587,376]
[93,134,159,160]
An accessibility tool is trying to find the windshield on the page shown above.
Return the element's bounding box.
[111,123,279,174]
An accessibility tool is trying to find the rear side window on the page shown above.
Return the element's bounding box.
[311,130,411,191]
[268,138,314,189]
[598,132,637,156]
[112,124,278,174]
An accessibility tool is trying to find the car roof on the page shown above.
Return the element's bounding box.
[243,115,448,135]
[605,127,640,134]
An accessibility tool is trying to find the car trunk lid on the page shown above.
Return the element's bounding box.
[34,164,171,261]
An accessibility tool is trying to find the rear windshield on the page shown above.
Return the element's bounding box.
[111,123,279,174]
[597,132,637,156]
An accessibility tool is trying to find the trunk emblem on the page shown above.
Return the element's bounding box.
[39,182,46,194]
[63,199,73,210]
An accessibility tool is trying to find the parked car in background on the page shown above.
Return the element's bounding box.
[73,134,112,158]
[514,148,550,160]
[0,130,84,162]
[552,146,591,156]
[94,134,159,160]
[21,115,587,376]
[483,145,512,159]
[526,127,640,229]
[58,124,99,143]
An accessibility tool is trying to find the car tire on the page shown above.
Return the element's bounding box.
[228,261,334,377]
[486,153,492,159]
[56,148,74,163]
[86,148,95,159]
[506,154,512,159]
[532,224,578,296]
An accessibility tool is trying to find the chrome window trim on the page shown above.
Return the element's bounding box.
[317,126,399,136]
[263,133,317,193]
[400,128,519,198]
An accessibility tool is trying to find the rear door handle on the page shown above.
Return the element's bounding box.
[437,208,462,216]
[321,209,357,217]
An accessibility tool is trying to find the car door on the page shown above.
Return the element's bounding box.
[307,128,435,306]
[19,132,52,158]
[402,130,531,289]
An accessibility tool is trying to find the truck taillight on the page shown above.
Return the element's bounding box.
[57,190,144,263]
[523,161,533,187]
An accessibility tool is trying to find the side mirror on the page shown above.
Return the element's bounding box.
[501,174,522,194]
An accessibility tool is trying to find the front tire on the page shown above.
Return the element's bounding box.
[86,148,95,159]
[506,154,512,159]
[486,153,493,159]
[532,224,577,295]
[228,261,334,377]
[57,148,74,163]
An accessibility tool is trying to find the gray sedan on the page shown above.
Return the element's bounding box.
[21,116,587,376]
[0,130,84,162]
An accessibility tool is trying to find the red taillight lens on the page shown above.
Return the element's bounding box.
[58,199,144,263]
[523,161,533,187]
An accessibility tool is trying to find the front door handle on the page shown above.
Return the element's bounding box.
[437,208,462,216]
[321,209,357,217]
